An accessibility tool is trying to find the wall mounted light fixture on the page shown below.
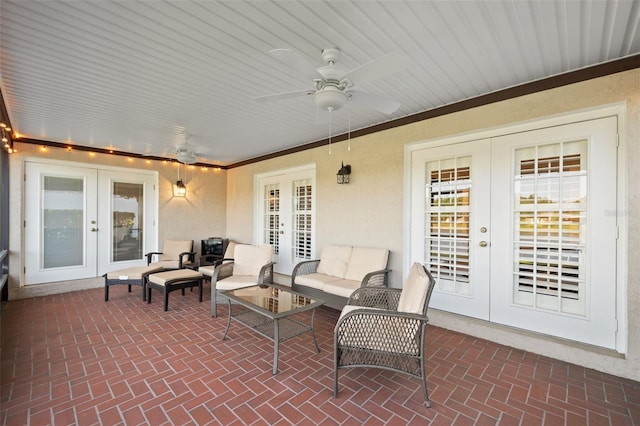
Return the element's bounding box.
[174,179,186,196]
[337,162,351,184]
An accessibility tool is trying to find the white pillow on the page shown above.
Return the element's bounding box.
[232,244,272,276]
[397,263,431,314]
[344,248,389,282]
[316,245,352,278]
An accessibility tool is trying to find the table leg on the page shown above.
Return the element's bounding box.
[310,309,320,353]
[222,298,232,341]
[273,318,279,375]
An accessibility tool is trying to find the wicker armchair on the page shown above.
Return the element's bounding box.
[334,263,436,407]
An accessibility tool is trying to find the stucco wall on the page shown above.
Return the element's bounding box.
[8,145,227,298]
[225,69,640,380]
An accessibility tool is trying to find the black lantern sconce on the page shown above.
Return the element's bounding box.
[337,162,351,184]
[174,179,187,196]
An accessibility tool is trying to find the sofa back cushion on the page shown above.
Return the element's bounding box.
[397,263,432,314]
[232,244,272,276]
[316,245,352,278]
[344,247,389,282]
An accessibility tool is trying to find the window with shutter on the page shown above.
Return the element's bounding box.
[425,157,472,296]
[292,179,312,262]
[513,141,587,315]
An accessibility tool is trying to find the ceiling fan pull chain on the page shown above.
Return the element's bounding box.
[328,109,332,155]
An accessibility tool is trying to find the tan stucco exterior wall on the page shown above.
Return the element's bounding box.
[7,146,227,298]
[226,69,640,380]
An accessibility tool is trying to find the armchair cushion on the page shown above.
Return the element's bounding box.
[316,245,352,278]
[398,263,431,314]
[160,240,193,262]
[232,244,272,276]
[344,247,389,281]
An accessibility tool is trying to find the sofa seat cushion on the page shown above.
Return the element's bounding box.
[294,273,342,290]
[217,275,260,290]
[344,247,389,282]
[106,265,163,280]
[323,279,361,298]
[316,245,352,278]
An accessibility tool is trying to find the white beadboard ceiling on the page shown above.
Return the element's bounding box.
[1,0,639,166]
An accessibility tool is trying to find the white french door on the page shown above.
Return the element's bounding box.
[25,161,157,284]
[256,166,315,275]
[409,116,619,348]
[410,139,491,320]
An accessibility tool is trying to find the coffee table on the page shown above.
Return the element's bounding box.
[220,284,325,374]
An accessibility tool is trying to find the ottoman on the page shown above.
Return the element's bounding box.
[147,269,204,311]
[104,265,164,301]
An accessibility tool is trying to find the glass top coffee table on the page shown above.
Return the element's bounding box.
[220,284,325,374]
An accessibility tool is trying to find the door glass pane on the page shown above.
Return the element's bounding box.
[425,157,471,295]
[264,184,280,256]
[292,179,312,263]
[112,182,144,262]
[42,176,84,268]
[513,140,588,315]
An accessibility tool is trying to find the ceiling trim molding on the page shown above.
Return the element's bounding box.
[15,138,229,169]
[228,54,640,169]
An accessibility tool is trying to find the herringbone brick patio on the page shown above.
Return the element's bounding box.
[1,285,639,425]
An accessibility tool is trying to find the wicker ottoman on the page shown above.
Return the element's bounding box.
[103,265,164,301]
[147,269,204,311]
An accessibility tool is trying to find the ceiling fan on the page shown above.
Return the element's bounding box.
[171,131,210,164]
[254,47,405,116]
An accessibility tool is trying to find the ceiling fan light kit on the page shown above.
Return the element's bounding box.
[314,86,348,112]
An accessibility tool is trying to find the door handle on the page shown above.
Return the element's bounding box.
[279,230,284,234]
[91,228,98,232]
[479,241,488,247]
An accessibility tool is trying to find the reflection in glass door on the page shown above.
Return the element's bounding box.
[112,182,144,262]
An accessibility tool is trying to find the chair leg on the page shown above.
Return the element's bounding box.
[198,279,203,302]
[333,346,339,397]
[163,290,169,311]
[104,284,109,302]
[211,287,217,317]
[147,287,152,304]
[127,284,132,293]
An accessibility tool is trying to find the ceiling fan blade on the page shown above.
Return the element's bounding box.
[269,48,322,78]
[341,52,406,85]
[253,89,314,103]
[348,90,401,114]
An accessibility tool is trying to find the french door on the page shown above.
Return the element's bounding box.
[410,116,618,348]
[256,166,315,275]
[24,161,157,284]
